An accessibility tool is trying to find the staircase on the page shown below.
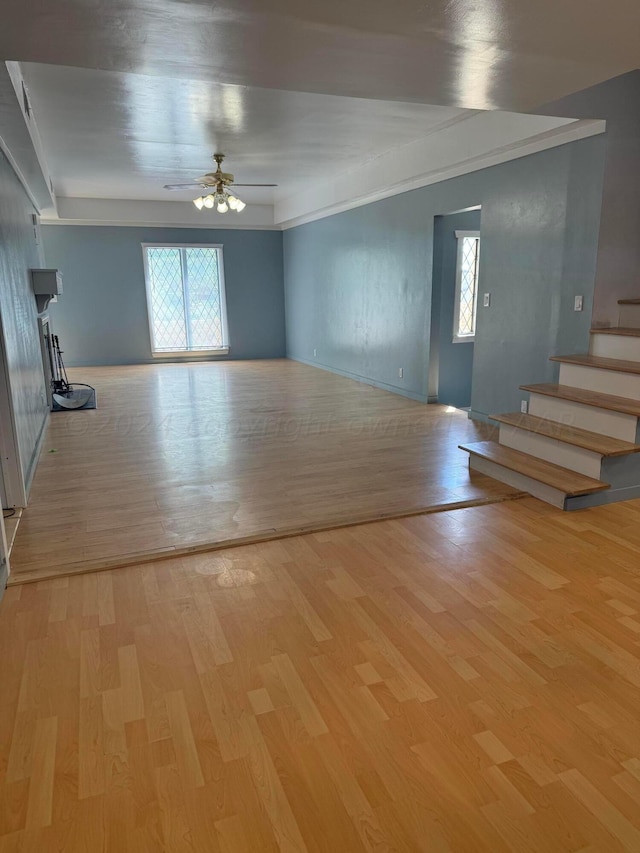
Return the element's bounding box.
[460,298,640,510]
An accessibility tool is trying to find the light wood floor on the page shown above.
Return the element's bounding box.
[10,360,518,583]
[2,496,640,851]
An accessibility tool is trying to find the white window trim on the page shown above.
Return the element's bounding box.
[142,243,230,358]
[452,230,480,344]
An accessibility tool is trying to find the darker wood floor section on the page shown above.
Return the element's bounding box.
[10,360,518,583]
[2,497,640,850]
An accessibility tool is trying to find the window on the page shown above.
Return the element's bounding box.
[453,230,480,343]
[142,244,229,356]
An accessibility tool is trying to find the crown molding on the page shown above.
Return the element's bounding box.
[275,116,606,230]
[41,196,278,230]
[41,219,281,231]
[0,62,57,212]
[39,114,606,233]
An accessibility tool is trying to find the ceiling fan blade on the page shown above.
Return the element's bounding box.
[164,183,209,191]
[230,183,278,188]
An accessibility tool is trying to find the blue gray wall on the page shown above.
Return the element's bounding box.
[429,209,481,409]
[0,150,48,498]
[43,226,285,366]
[536,71,640,327]
[284,135,607,419]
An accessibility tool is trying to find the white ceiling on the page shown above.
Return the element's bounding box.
[2,0,639,111]
[20,63,472,204]
[5,0,630,223]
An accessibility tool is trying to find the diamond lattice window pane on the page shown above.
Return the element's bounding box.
[147,248,187,351]
[457,237,479,337]
[184,248,224,349]
[145,246,227,352]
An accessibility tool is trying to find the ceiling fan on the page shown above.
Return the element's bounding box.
[164,153,276,214]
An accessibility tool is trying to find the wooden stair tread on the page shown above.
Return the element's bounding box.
[618,299,640,305]
[550,353,640,376]
[520,383,640,417]
[459,441,609,496]
[490,412,640,457]
[590,327,640,337]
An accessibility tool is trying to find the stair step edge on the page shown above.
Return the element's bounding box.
[459,441,609,496]
[550,354,640,375]
[520,383,640,417]
[590,327,640,337]
[490,412,640,456]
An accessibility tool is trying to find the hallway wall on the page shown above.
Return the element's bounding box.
[284,134,606,419]
[536,70,640,328]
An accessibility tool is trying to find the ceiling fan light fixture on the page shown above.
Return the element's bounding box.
[171,154,273,213]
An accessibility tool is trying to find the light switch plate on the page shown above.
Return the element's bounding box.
[574,295,583,312]
[483,293,491,308]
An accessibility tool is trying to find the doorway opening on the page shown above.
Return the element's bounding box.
[428,207,482,410]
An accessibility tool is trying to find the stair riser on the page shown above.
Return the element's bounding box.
[566,484,640,510]
[591,333,640,361]
[527,393,639,442]
[602,452,640,490]
[566,455,640,509]
[558,363,640,400]
[468,455,567,509]
[618,304,640,328]
[498,425,603,479]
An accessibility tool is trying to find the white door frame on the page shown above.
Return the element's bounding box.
[0,310,27,508]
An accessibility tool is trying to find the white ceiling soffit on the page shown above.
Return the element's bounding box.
[43,112,606,230]
[40,114,605,231]
[275,114,606,229]
[23,62,606,230]
[47,197,276,230]
[1,0,638,111]
[20,63,470,205]
[0,62,55,211]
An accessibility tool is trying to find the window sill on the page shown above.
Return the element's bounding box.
[452,336,475,344]
[151,348,230,359]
